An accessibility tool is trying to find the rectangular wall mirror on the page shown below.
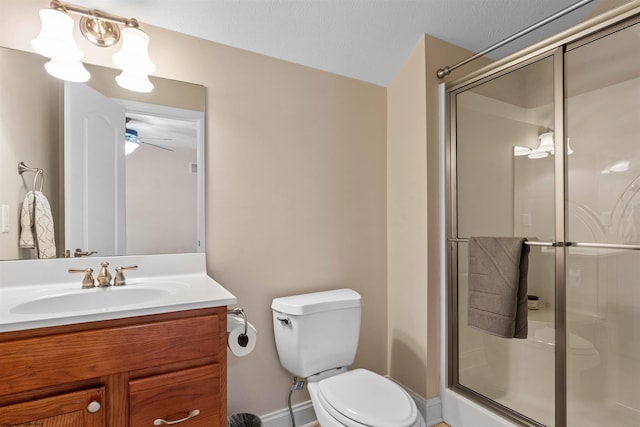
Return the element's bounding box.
[0,46,206,261]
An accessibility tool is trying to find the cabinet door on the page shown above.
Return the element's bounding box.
[0,387,105,427]
[129,364,221,427]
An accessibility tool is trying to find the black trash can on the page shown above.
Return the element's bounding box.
[228,413,262,427]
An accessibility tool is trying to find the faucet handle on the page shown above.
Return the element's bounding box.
[114,265,138,287]
[96,262,112,287]
[74,248,98,257]
[69,268,95,289]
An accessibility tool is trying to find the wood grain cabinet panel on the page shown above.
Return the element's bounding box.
[0,387,106,427]
[0,312,221,396]
[0,307,227,427]
[129,364,222,427]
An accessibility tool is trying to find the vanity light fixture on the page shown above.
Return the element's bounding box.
[526,131,555,159]
[514,131,574,159]
[31,0,155,92]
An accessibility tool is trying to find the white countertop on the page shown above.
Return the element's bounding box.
[0,253,236,332]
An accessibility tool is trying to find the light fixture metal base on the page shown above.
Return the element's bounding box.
[80,15,120,47]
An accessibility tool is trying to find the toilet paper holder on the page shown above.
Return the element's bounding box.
[228,307,249,347]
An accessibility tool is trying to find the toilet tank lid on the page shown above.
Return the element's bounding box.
[271,289,361,315]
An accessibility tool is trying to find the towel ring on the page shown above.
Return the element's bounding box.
[18,161,44,192]
[33,169,44,192]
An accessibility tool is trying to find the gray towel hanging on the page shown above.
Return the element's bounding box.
[467,236,530,339]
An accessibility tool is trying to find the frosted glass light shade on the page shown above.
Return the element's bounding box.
[44,59,90,82]
[113,27,155,92]
[115,72,154,93]
[538,132,555,152]
[113,27,156,75]
[31,8,83,62]
[528,150,549,159]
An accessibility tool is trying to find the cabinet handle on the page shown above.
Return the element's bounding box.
[153,409,200,425]
[86,400,101,413]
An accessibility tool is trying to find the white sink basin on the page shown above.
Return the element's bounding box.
[10,286,172,315]
[0,253,237,332]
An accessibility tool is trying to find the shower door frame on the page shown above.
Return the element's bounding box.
[446,48,563,427]
[444,3,640,427]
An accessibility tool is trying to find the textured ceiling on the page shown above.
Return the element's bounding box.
[71,0,609,87]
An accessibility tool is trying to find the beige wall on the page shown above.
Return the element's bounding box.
[584,0,631,20]
[0,47,62,259]
[387,33,491,401]
[386,37,428,397]
[0,0,387,417]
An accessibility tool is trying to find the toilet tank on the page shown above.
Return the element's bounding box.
[271,289,361,378]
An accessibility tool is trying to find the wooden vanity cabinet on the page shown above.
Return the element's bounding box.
[0,307,227,427]
[129,364,221,426]
[0,387,106,427]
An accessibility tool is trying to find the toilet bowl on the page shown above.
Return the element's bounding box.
[271,289,426,427]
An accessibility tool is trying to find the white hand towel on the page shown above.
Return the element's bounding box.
[19,192,36,249]
[33,191,56,258]
[19,191,56,258]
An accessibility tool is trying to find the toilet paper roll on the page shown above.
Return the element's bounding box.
[227,315,257,357]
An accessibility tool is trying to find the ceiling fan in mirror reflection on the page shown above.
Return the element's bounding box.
[124,127,174,155]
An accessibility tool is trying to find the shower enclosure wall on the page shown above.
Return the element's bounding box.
[446,5,640,427]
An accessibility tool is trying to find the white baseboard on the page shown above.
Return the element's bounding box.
[426,396,443,426]
[260,400,317,427]
[400,386,444,426]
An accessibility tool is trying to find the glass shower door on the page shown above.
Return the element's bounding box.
[565,21,640,427]
[454,55,556,426]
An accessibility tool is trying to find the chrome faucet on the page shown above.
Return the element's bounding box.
[96,262,112,287]
[114,265,138,286]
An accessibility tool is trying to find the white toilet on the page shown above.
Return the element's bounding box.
[272,289,425,427]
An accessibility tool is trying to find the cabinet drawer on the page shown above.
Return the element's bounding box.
[0,387,105,427]
[0,311,223,397]
[129,364,221,427]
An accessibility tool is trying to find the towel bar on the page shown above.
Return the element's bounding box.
[568,242,640,251]
[448,238,555,247]
[448,238,640,251]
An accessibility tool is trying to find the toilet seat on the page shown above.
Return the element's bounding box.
[316,369,418,427]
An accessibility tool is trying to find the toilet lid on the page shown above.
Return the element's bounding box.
[318,369,417,427]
